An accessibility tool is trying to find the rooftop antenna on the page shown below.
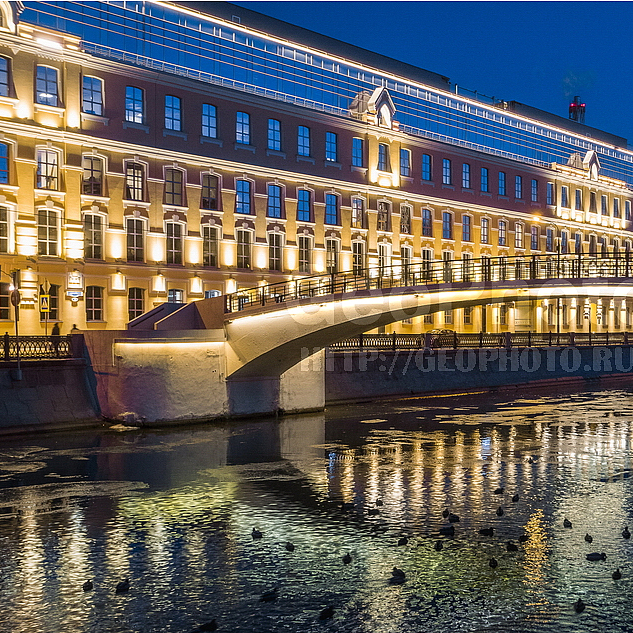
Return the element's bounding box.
[569,95,585,124]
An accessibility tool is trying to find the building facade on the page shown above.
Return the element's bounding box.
[1,0,633,335]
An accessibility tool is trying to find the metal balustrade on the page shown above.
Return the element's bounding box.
[224,252,633,314]
[329,331,633,351]
[1,334,74,361]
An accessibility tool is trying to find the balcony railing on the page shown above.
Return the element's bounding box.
[1,334,74,361]
[329,331,632,351]
[225,252,633,314]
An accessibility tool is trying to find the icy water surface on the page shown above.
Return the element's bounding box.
[1,387,633,632]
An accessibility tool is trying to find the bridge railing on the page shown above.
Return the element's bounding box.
[329,331,632,350]
[224,252,633,314]
[1,334,74,360]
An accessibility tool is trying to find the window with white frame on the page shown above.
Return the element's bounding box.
[201,174,219,210]
[325,132,338,162]
[0,206,8,253]
[235,180,251,214]
[297,189,312,222]
[377,143,390,171]
[268,119,281,151]
[422,154,432,181]
[444,309,453,325]
[400,205,411,234]
[462,214,471,242]
[498,220,507,246]
[36,66,58,106]
[561,230,568,254]
[82,76,103,115]
[128,287,144,321]
[0,57,9,98]
[84,214,103,259]
[168,289,184,303]
[85,286,103,321]
[325,193,339,225]
[236,229,251,268]
[297,125,310,156]
[202,224,219,267]
[298,235,311,273]
[164,169,184,206]
[463,305,473,325]
[201,103,217,138]
[325,238,339,273]
[442,212,452,239]
[546,227,554,252]
[125,162,144,201]
[236,111,250,144]
[37,208,58,256]
[422,209,433,237]
[352,241,365,275]
[82,156,103,196]
[589,191,597,213]
[481,218,489,243]
[267,184,282,218]
[546,182,554,205]
[0,282,9,319]
[400,149,411,177]
[164,95,182,131]
[515,175,522,199]
[126,217,144,262]
[614,198,621,218]
[531,179,538,202]
[401,245,412,277]
[125,86,144,123]
[268,232,283,271]
[442,158,451,185]
[531,226,539,250]
[378,243,390,275]
[462,252,473,281]
[462,163,471,189]
[166,221,183,265]
[575,189,583,211]
[480,167,489,192]
[515,223,524,249]
[36,149,59,190]
[626,200,631,220]
[498,171,506,196]
[0,142,8,184]
[561,186,569,208]
[601,195,608,215]
[377,201,390,231]
[351,198,365,228]
[575,232,583,254]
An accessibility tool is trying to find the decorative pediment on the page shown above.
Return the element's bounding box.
[582,150,601,180]
[349,87,399,130]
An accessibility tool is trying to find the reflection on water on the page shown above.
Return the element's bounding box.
[1,388,633,632]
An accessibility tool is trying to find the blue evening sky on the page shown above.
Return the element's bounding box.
[236,1,633,146]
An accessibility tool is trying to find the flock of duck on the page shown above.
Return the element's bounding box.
[77,484,630,630]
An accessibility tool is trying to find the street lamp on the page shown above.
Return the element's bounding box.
[1,268,21,380]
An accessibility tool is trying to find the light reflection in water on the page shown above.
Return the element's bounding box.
[0,388,633,632]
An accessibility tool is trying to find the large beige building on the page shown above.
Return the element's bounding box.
[1,1,632,336]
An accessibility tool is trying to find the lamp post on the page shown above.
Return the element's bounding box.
[2,268,21,380]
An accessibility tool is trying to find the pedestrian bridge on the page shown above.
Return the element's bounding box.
[130,253,633,379]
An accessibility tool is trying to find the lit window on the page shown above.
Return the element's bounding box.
[36,66,58,106]
[267,184,282,218]
[560,230,568,254]
[481,218,489,244]
[268,118,281,151]
[38,208,57,256]
[298,235,311,273]
[546,228,554,252]
[36,149,58,190]
[442,158,451,185]
[297,189,311,222]
[84,214,103,259]
[377,201,390,231]
[236,229,251,268]
[422,154,432,180]
[515,223,524,249]
[498,220,507,246]
[236,111,250,144]
[422,209,433,237]
[515,175,522,199]
[201,104,217,138]
[462,163,470,189]
[575,232,583,254]
[201,174,219,210]
[401,245,412,277]
[400,205,411,234]
[442,211,452,239]
[462,214,471,242]
[202,225,218,267]
[325,132,338,162]
[378,243,390,275]
[400,149,411,177]
[85,286,103,321]
[351,198,364,228]
[498,172,506,196]
[82,156,103,195]
[235,180,251,214]
[463,305,473,325]
[325,238,339,273]
[125,86,143,123]
[128,287,144,321]
[268,232,282,271]
[480,167,489,192]
[168,289,184,303]
[125,162,144,201]
[82,76,103,116]
[0,282,8,319]
[352,138,364,167]
[325,193,339,225]
[352,241,365,275]
[164,169,184,206]
[0,206,7,254]
[297,126,310,156]
[126,217,144,262]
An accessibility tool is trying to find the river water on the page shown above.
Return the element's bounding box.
[1,386,633,633]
